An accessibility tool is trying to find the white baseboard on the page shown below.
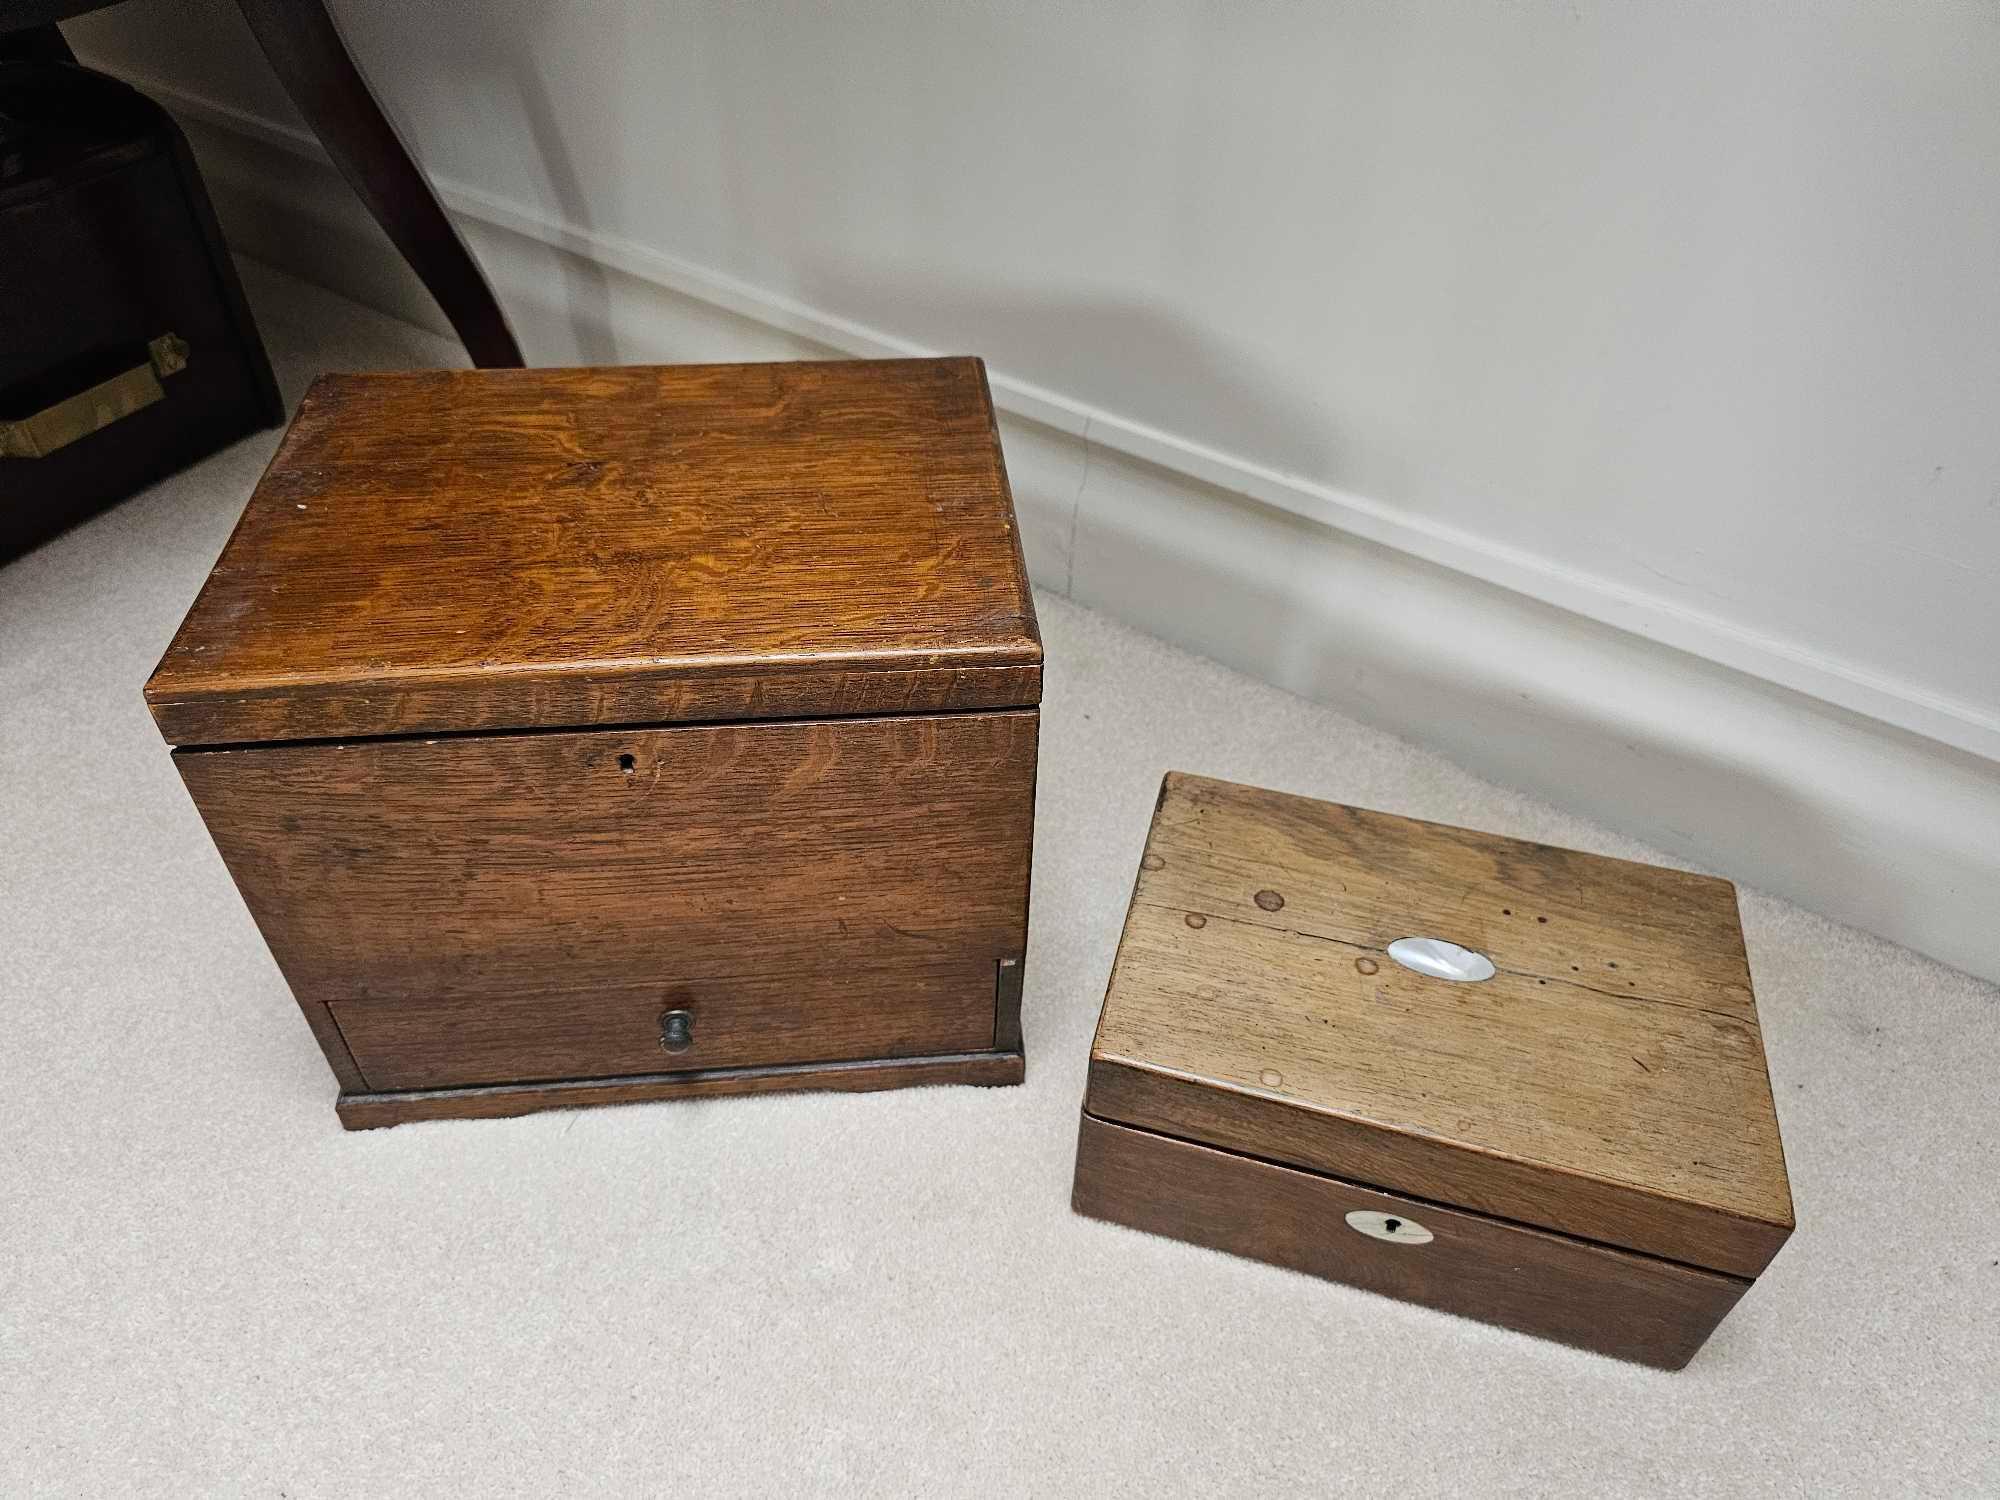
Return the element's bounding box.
[136,82,2000,984]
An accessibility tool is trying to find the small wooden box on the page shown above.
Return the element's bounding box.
[1072,774,1793,1369]
[146,358,1041,1129]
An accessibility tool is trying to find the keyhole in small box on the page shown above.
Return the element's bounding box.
[618,754,636,774]
[1344,1208,1433,1244]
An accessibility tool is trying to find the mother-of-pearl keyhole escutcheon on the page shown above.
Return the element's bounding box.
[1345,1210,1434,1245]
[1385,936,1496,983]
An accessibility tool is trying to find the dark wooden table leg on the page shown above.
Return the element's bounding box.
[233,0,524,368]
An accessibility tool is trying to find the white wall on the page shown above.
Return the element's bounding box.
[73,0,2000,750]
[66,0,2000,978]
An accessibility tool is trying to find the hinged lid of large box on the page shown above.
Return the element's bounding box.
[145,357,1040,747]
[1085,773,1793,1278]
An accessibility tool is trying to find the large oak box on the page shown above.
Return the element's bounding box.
[1072,774,1793,1369]
[146,358,1041,1129]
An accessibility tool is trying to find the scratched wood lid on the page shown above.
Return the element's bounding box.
[145,358,1041,747]
[1085,773,1794,1278]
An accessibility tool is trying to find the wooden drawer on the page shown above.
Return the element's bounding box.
[1072,1112,1750,1371]
[333,960,1000,1091]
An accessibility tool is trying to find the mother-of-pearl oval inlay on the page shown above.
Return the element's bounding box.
[1385,936,1496,983]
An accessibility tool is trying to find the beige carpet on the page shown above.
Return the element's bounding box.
[4,265,1995,1497]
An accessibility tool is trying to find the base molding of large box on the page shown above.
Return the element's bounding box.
[336,1050,1027,1130]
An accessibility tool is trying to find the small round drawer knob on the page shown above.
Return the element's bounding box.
[659,1009,694,1053]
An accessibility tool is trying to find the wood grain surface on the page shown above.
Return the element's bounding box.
[1072,1113,1750,1370]
[336,1049,1026,1130]
[1138,774,1758,1018]
[1085,773,1792,1277]
[145,358,1041,746]
[177,709,1036,1093]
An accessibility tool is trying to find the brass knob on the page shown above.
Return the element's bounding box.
[659,1009,694,1053]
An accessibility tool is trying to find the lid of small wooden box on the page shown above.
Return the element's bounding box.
[1085,774,1793,1278]
[145,358,1040,746]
